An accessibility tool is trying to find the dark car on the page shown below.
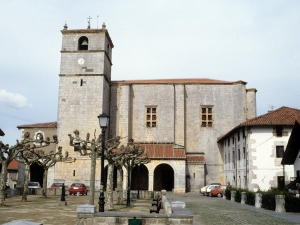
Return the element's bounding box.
[50,183,64,188]
[69,183,88,195]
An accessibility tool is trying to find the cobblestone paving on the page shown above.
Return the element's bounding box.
[167,193,298,225]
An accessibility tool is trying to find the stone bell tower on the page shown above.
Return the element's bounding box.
[53,22,114,183]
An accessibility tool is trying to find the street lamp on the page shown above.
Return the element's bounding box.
[137,164,140,199]
[97,113,109,212]
[126,154,132,207]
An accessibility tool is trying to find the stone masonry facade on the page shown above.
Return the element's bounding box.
[51,25,257,193]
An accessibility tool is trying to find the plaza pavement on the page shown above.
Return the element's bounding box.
[0,192,299,225]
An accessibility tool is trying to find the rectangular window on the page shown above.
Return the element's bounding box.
[243,147,246,159]
[146,107,157,128]
[276,146,284,158]
[201,106,213,127]
[276,126,283,137]
[238,149,240,161]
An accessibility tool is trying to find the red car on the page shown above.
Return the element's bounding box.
[69,183,88,195]
[210,185,227,197]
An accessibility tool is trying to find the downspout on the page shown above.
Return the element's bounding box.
[173,84,176,144]
[283,164,285,188]
[204,163,207,186]
[245,135,248,190]
[235,137,237,188]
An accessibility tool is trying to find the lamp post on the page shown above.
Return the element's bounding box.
[137,164,140,199]
[126,154,132,207]
[97,113,109,212]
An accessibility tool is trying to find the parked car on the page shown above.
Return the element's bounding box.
[69,183,88,195]
[28,182,41,188]
[206,184,220,196]
[50,183,64,188]
[200,185,209,195]
[210,185,227,197]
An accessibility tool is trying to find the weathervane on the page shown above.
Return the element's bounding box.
[87,16,92,29]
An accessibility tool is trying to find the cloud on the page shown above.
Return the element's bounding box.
[0,89,32,109]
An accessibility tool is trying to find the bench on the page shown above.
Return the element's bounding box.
[150,194,162,213]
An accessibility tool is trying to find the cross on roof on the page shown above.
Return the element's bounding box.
[87,16,92,28]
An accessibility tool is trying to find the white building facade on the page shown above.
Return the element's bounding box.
[219,107,300,191]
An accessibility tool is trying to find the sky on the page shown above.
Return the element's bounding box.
[1,0,300,146]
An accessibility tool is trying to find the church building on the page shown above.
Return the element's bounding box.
[21,23,257,193]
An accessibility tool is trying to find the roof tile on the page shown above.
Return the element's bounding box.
[141,144,186,159]
[17,122,57,128]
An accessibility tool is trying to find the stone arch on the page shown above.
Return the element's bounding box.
[30,163,44,187]
[153,163,174,191]
[131,164,148,190]
[78,36,88,50]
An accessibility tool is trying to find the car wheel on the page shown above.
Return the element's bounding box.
[209,193,212,197]
[69,193,71,195]
[217,193,222,198]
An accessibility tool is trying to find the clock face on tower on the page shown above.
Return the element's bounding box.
[78,58,85,65]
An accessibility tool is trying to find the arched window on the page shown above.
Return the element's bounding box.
[78,36,88,50]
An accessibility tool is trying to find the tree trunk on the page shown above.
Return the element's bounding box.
[89,145,96,205]
[116,168,123,205]
[105,163,114,210]
[42,167,48,197]
[21,164,30,202]
[0,161,8,206]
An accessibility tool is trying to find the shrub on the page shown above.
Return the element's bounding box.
[245,191,255,206]
[225,185,233,200]
[284,192,300,212]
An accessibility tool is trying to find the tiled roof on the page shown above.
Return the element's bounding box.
[0,160,18,170]
[111,78,245,85]
[186,155,205,163]
[141,144,186,159]
[218,106,300,142]
[17,122,57,129]
[242,106,300,126]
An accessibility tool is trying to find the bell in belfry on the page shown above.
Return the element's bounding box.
[81,40,88,46]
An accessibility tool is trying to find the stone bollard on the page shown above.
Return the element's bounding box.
[275,195,286,213]
[255,193,262,208]
[241,192,247,204]
[164,201,172,214]
[231,191,236,202]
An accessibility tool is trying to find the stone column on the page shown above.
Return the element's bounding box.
[231,191,236,202]
[148,173,154,191]
[241,192,247,204]
[275,195,286,213]
[255,193,262,208]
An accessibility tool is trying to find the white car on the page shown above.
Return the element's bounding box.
[200,185,209,195]
[28,182,41,188]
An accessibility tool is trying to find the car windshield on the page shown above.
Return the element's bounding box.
[71,183,82,187]
[52,183,63,187]
[28,182,38,186]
